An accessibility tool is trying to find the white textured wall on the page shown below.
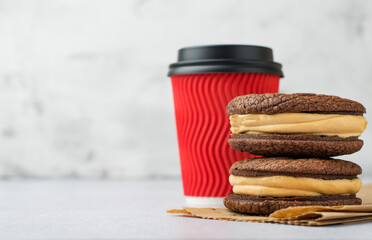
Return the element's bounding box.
[0,0,371,178]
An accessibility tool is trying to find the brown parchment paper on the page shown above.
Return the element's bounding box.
[167,183,372,226]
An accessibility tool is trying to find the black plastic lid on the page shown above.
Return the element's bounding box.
[168,45,283,77]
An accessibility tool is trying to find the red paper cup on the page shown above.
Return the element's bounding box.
[169,45,283,205]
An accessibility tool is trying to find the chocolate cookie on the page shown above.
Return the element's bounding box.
[226,93,367,157]
[230,157,362,179]
[226,93,366,115]
[224,157,362,215]
[228,134,363,158]
[224,194,361,216]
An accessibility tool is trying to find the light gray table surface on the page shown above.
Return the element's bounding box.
[0,179,372,240]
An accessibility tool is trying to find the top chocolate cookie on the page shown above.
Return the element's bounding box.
[230,157,362,179]
[226,93,366,116]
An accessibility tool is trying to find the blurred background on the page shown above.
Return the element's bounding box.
[0,0,371,179]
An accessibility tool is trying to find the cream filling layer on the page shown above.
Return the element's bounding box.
[230,175,362,197]
[230,113,367,138]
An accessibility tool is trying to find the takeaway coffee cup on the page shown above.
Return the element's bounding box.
[168,45,283,206]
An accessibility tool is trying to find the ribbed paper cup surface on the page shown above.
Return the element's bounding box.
[169,45,283,203]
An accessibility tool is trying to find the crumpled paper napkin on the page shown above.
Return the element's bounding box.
[168,183,372,226]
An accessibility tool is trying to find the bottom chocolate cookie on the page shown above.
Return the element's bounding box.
[228,134,363,158]
[224,193,362,216]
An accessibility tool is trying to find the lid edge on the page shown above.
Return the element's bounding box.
[168,65,284,77]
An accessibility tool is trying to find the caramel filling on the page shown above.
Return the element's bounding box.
[230,113,367,138]
[230,175,362,197]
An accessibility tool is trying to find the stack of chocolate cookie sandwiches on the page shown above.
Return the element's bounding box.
[223,93,368,215]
